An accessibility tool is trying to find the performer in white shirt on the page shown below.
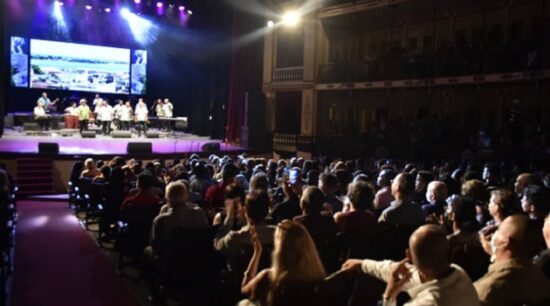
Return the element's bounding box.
[134,98,149,136]
[162,98,173,131]
[34,101,50,131]
[120,101,133,131]
[98,100,114,135]
[64,102,79,129]
[154,99,164,130]
[112,100,124,130]
[92,94,103,106]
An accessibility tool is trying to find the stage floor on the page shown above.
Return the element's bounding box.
[0,128,245,156]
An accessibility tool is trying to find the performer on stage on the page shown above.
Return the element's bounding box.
[77,99,91,133]
[162,98,173,131]
[92,94,103,106]
[120,101,133,131]
[155,99,164,129]
[98,100,114,135]
[113,100,124,130]
[37,92,58,113]
[134,98,149,136]
[93,99,103,128]
[34,101,50,131]
[64,102,79,129]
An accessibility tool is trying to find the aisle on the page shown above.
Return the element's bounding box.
[11,201,141,306]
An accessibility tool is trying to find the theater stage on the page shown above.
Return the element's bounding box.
[0,128,246,157]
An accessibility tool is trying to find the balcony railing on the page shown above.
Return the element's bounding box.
[273,133,298,152]
[273,66,303,83]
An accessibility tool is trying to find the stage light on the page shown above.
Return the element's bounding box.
[105,8,111,13]
[120,7,131,18]
[187,10,193,15]
[282,10,301,27]
[178,6,185,11]
[85,5,92,10]
[134,0,141,3]
[55,1,64,6]
[123,10,159,45]
[267,20,274,28]
[156,2,163,8]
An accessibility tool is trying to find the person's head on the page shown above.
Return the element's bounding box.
[514,173,537,195]
[42,92,48,98]
[249,173,269,192]
[125,101,130,106]
[300,186,325,215]
[71,102,76,107]
[482,164,499,184]
[426,181,448,204]
[461,179,488,203]
[376,168,395,188]
[164,98,169,103]
[446,197,478,231]
[488,189,517,222]
[225,183,246,205]
[492,215,540,261]
[95,94,100,98]
[244,190,270,225]
[221,163,239,184]
[347,180,374,211]
[415,171,434,193]
[521,185,550,218]
[391,173,415,200]
[272,220,325,284]
[544,214,550,249]
[165,181,188,207]
[84,158,96,170]
[80,99,87,105]
[136,172,154,191]
[318,173,338,195]
[407,225,450,278]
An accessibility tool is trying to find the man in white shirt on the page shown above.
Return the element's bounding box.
[342,225,480,306]
[120,101,133,131]
[113,100,124,130]
[92,94,103,106]
[98,100,114,135]
[134,98,149,136]
[162,98,173,131]
[34,102,49,131]
[64,102,79,129]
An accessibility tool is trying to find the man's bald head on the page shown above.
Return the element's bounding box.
[426,181,448,203]
[409,225,450,274]
[496,215,539,259]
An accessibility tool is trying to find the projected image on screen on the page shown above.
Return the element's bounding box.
[30,39,131,94]
[10,37,29,88]
[131,50,147,95]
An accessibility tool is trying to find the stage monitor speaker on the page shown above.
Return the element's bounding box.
[112,131,132,138]
[24,123,40,131]
[127,142,152,155]
[81,131,96,138]
[38,143,59,155]
[201,142,220,152]
[146,131,159,138]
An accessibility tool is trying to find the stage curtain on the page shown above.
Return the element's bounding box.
[225,9,257,145]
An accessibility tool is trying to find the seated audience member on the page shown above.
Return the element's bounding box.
[479,189,517,239]
[521,185,550,252]
[249,173,270,192]
[342,225,480,306]
[205,163,239,214]
[475,215,550,306]
[214,190,275,255]
[374,168,395,213]
[271,175,302,223]
[80,158,102,178]
[212,184,247,230]
[379,173,425,227]
[421,181,448,217]
[536,214,550,279]
[514,173,537,198]
[414,170,434,204]
[150,181,209,253]
[482,164,501,190]
[294,186,338,246]
[318,173,343,214]
[461,179,490,225]
[334,181,377,234]
[240,220,326,306]
[120,172,161,212]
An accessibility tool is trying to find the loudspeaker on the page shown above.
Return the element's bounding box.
[81,130,96,138]
[112,130,132,138]
[201,142,220,152]
[146,131,159,138]
[38,142,59,155]
[127,142,152,154]
[24,123,40,131]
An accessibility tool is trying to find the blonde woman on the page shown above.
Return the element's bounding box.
[240,220,325,306]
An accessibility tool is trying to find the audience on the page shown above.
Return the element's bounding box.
[379,173,425,227]
[421,181,448,217]
[80,158,102,178]
[294,186,338,248]
[318,173,343,214]
[334,180,377,234]
[374,168,395,213]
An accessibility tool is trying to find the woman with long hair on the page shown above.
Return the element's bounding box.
[240,220,326,306]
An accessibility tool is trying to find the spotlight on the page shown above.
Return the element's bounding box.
[169,4,174,8]
[267,20,274,28]
[85,5,92,10]
[178,6,185,11]
[282,10,301,27]
[187,10,193,15]
[156,2,163,8]
[105,8,111,13]
[134,0,141,3]
[120,7,131,18]
[55,1,64,6]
